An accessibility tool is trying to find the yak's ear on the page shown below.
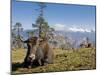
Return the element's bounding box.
[20,38,29,43]
[19,36,28,43]
[23,40,29,43]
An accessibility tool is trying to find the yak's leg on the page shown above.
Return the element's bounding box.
[23,58,29,68]
[43,58,49,66]
[44,51,54,65]
[38,59,42,66]
[44,62,48,66]
[28,62,33,69]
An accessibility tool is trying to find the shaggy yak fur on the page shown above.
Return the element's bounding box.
[21,37,54,68]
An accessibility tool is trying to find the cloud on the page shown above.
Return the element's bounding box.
[53,24,66,31]
[52,24,94,33]
[68,27,91,32]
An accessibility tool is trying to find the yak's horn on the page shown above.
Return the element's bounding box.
[19,37,25,43]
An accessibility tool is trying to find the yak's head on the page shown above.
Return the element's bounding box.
[24,37,38,62]
[20,36,45,63]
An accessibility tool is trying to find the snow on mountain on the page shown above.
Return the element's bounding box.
[53,24,95,33]
[68,27,92,32]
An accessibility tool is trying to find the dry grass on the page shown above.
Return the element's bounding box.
[12,48,27,63]
[11,48,96,74]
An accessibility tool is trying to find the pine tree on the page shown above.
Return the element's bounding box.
[33,2,55,40]
[12,22,24,49]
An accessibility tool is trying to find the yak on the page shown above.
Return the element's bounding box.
[20,37,54,68]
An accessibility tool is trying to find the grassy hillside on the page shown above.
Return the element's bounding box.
[12,48,96,74]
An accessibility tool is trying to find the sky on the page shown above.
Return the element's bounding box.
[12,0,96,32]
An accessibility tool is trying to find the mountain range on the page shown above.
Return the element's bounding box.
[20,29,95,45]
